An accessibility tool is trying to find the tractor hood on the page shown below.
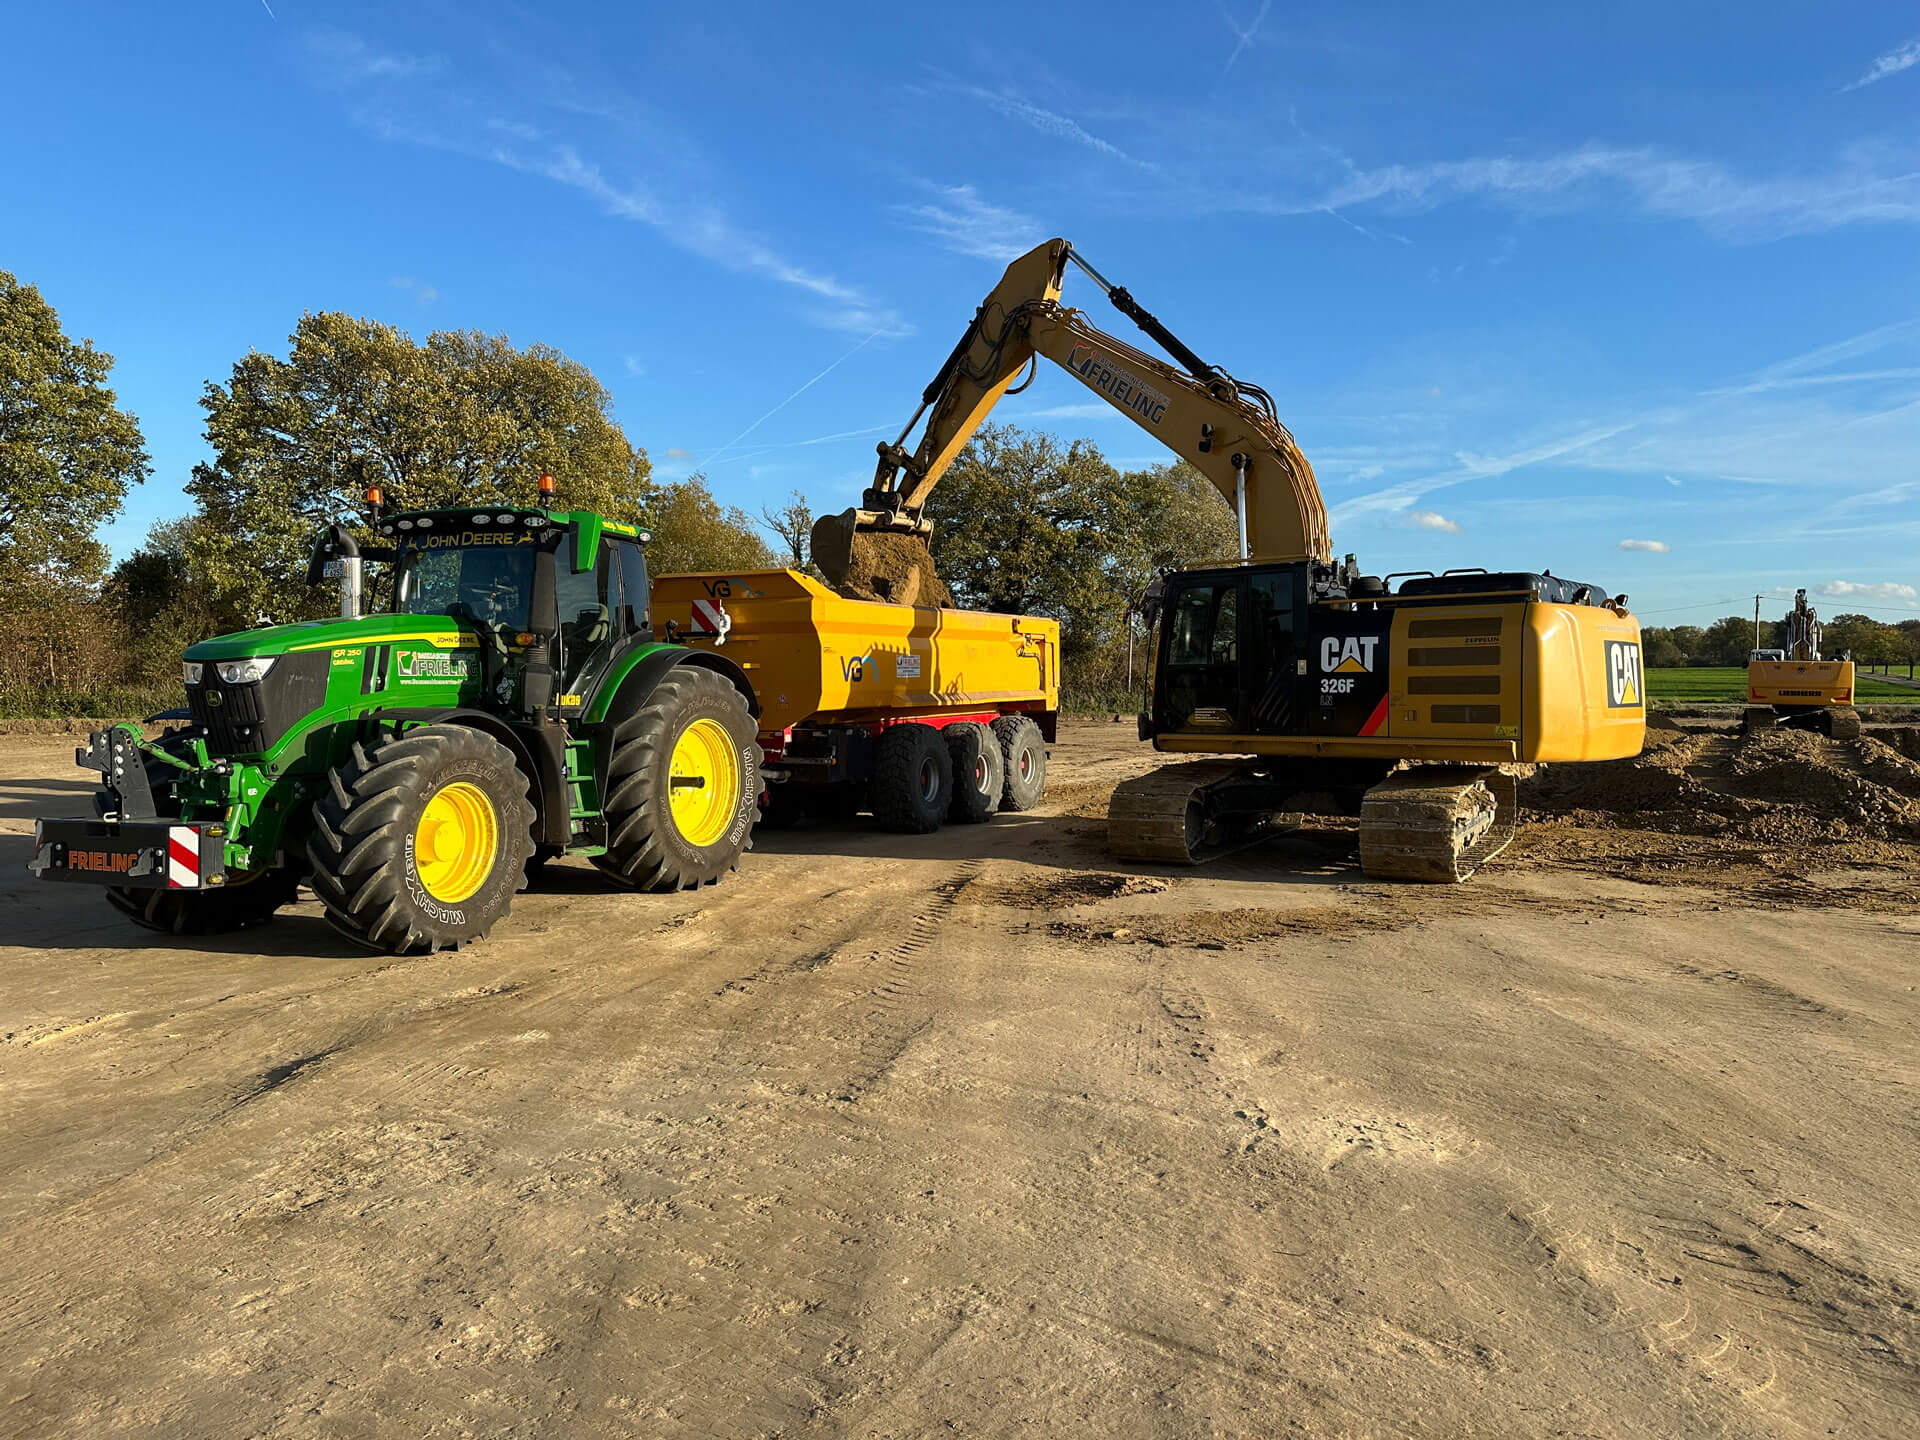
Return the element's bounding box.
[185,613,470,661]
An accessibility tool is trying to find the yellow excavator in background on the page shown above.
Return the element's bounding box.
[814,238,1646,880]
[1745,589,1859,738]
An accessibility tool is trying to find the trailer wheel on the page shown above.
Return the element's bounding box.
[873,723,952,833]
[106,866,302,936]
[308,724,534,954]
[991,715,1047,812]
[594,666,760,890]
[945,722,1005,824]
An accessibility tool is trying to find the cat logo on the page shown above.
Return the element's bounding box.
[1319,636,1381,674]
[1605,640,1643,708]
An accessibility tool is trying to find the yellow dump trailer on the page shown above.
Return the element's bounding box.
[649,569,1059,832]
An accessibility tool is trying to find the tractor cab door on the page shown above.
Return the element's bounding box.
[554,534,652,701]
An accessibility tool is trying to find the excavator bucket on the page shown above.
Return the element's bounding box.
[809,509,951,607]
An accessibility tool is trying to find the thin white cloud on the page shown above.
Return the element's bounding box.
[664,446,693,461]
[1330,421,1633,523]
[1618,538,1671,553]
[952,85,1159,173]
[1221,1,1273,78]
[1021,403,1114,420]
[306,28,442,83]
[1406,510,1460,533]
[389,275,437,304]
[1296,140,1920,241]
[317,32,907,341]
[1842,36,1920,91]
[894,183,1045,262]
[1815,579,1918,603]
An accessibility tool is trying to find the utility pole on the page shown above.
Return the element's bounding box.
[1753,593,1763,653]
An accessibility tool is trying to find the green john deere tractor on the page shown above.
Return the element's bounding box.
[30,494,761,952]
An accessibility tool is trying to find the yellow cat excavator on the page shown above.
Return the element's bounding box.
[815,239,1646,880]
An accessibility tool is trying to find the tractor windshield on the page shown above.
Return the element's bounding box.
[393,541,538,630]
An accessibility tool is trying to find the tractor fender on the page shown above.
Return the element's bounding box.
[378,707,567,847]
[585,647,759,795]
[591,647,759,729]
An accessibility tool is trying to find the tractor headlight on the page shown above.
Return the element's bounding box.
[216,657,277,685]
[182,661,203,685]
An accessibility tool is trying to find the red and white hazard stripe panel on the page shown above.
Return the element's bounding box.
[691,598,730,634]
[167,826,201,889]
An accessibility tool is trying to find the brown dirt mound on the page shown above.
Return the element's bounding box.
[1520,726,1920,845]
[809,512,952,607]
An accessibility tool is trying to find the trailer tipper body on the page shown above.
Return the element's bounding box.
[650,569,1058,831]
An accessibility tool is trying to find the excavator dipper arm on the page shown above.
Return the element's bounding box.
[843,238,1330,566]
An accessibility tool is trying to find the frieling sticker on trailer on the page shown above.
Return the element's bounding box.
[895,654,922,679]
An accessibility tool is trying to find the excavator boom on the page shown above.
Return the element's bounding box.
[815,239,1329,593]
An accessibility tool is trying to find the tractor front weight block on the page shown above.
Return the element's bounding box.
[29,817,228,891]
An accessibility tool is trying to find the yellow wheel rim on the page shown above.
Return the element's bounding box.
[413,780,500,904]
[669,717,741,848]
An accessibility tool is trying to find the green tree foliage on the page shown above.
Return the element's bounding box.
[108,516,231,685]
[645,474,777,574]
[1644,634,1686,669]
[188,312,650,621]
[924,426,1237,699]
[1700,615,1755,667]
[759,488,816,574]
[0,270,152,706]
[0,269,151,588]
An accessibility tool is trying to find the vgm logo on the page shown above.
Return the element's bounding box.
[1605,640,1643,708]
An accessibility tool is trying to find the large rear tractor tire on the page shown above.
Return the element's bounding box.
[594,667,760,890]
[308,725,535,954]
[106,867,303,937]
[873,723,953,833]
[991,715,1047,812]
[945,722,1005,824]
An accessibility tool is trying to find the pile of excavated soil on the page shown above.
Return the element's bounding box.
[1517,724,1920,894]
[1522,726,1920,844]
[809,512,952,607]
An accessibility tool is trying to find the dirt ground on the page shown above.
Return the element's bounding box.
[2,720,1917,1438]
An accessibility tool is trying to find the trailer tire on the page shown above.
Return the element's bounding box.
[106,866,302,936]
[308,724,534,954]
[873,723,952,833]
[946,722,1005,824]
[992,715,1047,812]
[594,666,759,891]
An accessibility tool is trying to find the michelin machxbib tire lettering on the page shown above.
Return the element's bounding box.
[992,714,1047,811]
[945,721,1005,824]
[873,723,953,833]
[595,666,760,891]
[308,724,534,953]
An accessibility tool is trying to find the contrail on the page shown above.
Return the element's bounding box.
[698,330,885,469]
[260,0,276,17]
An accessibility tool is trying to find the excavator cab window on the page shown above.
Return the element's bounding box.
[1159,577,1244,731]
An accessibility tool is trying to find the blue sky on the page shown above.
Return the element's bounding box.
[5,2,1919,624]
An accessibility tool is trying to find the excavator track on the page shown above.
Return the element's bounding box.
[1107,761,1284,865]
[1357,766,1517,884]
[1823,706,1862,740]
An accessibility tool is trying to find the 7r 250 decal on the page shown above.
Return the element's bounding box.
[1604,640,1644,709]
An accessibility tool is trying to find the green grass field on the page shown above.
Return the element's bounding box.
[1647,666,1920,706]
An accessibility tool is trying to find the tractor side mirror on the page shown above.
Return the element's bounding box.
[528,549,558,639]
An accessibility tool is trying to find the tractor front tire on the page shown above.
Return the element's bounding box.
[946,722,1005,824]
[106,867,303,937]
[595,667,760,891]
[992,715,1048,811]
[308,725,535,954]
[873,723,953,833]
